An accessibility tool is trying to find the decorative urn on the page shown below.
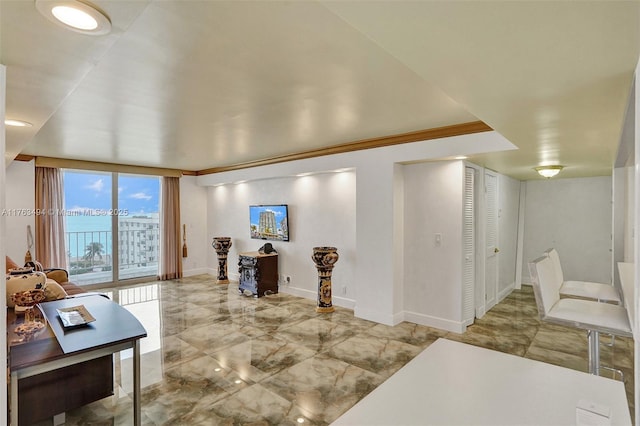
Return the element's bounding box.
[212,237,233,284]
[311,246,339,313]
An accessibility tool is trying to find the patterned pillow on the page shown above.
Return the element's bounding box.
[44,279,68,301]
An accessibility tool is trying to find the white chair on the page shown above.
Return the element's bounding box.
[528,255,631,376]
[545,248,621,304]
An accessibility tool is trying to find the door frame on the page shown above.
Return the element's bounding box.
[465,163,500,318]
[483,169,499,312]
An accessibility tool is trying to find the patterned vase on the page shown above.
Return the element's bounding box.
[311,246,339,313]
[6,268,46,309]
[212,237,232,284]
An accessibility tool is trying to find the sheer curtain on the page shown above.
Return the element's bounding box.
[35,167,69,269]
[159,176,183,280]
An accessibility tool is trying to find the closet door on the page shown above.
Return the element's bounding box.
[462,167,475,325]
[484,171,499,309]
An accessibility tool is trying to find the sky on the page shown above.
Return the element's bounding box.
[249,205,288,226]
[63,171,160,215]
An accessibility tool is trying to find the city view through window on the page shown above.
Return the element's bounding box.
[63,171,160,285]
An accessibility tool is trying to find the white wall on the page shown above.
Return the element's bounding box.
[625,167,635,263]
[207,171,357,306]
[200,130,516,326]
[180,175,209,277]
[402,161,464,331]
[5,160,35,264]
[522,176,613,284]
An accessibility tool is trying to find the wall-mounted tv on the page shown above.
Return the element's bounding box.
[250,204,289,242]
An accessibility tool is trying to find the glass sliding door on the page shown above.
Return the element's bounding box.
[117,174,160,280]
[64,170,114,284]
[63,170,160,285]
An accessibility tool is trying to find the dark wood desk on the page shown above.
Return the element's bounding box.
[9,295,147,426]
[7,306,113,425]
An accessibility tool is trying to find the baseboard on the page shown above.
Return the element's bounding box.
[354,307,402,326]
[205,269,239,282]
[183,268,210,277]
[332,295,356,310]
[279,286,357,310]
[403,311,466,334]
[497,282,516,303]
[279,286,315,300]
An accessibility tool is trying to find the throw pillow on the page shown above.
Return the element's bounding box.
[45,269,69,284]
[44,279,68,301]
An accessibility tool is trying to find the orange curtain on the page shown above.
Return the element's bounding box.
[35,167,69,269]
[159,176,182,280]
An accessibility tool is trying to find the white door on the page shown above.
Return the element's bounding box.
[462,167,475,325]
[484,171,498,309]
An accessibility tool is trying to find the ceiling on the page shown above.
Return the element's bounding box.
[2,1,639,180]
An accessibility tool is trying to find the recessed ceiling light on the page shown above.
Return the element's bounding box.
[35,0,111,35]
[454,156,468,160]
[5,119,33,127]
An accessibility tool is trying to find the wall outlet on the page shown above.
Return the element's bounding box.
[342,286,347,295]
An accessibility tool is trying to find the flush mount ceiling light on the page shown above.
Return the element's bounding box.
[36,0,111,35]
[5,119,33,127]
[535,165,564,178]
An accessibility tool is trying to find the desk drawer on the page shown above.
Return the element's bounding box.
[17,355,113,425]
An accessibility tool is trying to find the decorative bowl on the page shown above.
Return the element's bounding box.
[14,321,46,341]
[11,289,46,308]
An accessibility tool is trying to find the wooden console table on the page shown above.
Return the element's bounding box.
[9,295,147,426]
[238,251,278,297]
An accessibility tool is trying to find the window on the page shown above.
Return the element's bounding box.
[63,170,160,285]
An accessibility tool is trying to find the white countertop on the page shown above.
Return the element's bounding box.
[331,338,631,425]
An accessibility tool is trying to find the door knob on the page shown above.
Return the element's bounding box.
[494,247,500,253]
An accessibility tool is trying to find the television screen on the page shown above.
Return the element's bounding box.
[250,204,289,241]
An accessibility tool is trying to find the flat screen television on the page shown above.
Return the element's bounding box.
[250,204,289,242]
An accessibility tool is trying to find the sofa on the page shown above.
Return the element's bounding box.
[6,256,87,297]
[40,268,86,295]
[6,256,114,425]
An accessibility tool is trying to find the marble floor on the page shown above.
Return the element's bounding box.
[35,275,634,425]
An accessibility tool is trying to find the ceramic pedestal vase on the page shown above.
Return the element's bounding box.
[311,246,339,313]
[212,237,232,284]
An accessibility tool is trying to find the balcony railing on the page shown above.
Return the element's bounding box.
[66,229,159,285]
